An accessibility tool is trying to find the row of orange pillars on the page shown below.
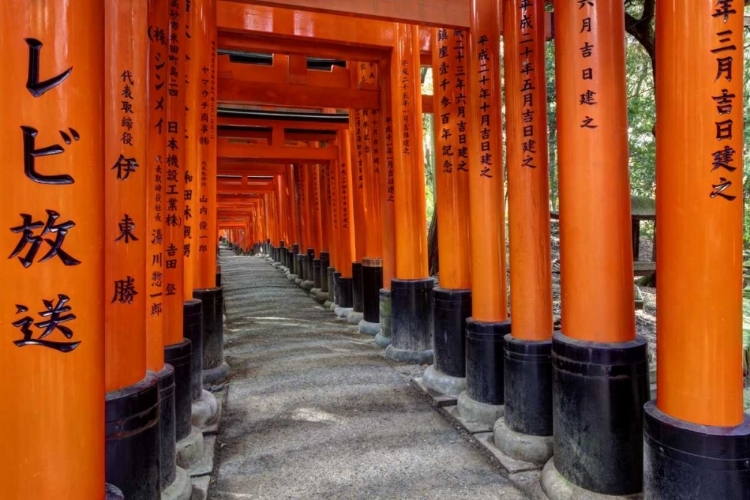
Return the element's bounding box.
[0,1,748,499]
[235,2,747,500]
[1,1,227,499]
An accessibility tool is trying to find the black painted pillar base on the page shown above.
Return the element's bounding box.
[457,318,510,427]
[351,262,364,313]
[361,259,383,328]
[493,335,554,465]
[320,252,331,292]
[183,299,203,402]
[297,254,306,281]
[385,278,434,365]
[194,287,227,386]
[164,339,193,442]
[215,265,222,288]
[333,271,342,306]
[336,276,353,308]
[643,402,750,499]
[374,289,392,347]
[105,371,161,499]
[156,364,176,490]
[292,244,300,274]
[423,288,471,396]
[547,331,649,496]
[312,259,322,289]
[306,248,315,283]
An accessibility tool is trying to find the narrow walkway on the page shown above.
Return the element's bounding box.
[210,250,527,499]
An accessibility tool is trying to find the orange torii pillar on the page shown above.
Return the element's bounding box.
[541,0,648,497]
[458,0,510,427]
[191,0,226,410]
[348,108,367,323]
[374,60,397,348]
[333,131,356,314]
[162,0,195,454]
[384,23,433,364]
[300,164,317,290]
[146,0,186,493]
[325,153,342,307]
[0,2,117,498]
[422,27,473,397]
[493,0,555,467]
[644,3,750,498]
[309,164,326,294]
[103,1,161,497]
[316,162,333,301]
[359,106,386,335]
[293,164,309,283]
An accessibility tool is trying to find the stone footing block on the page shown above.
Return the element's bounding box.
[358,319,380,336]
[475,432,544,474]
[334,306,352,318]
[191,389,219,430]
[161,467,192,500]
[541,459,643,500]
[347,310,364,325]
[422,364,466,397]
[176,426,204,470]
[411,376,459,407]
[202,360,230,388]
[445,405,494,434]
[384,344,433,365]
[374,331,392,347]
[493,417,553,467]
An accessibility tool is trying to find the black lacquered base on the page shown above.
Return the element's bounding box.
[327,268,336,303]
[352,262,364,313]
[552,331,649,496]
[307,249,315,282]
[644,402,750,499]
[295,254,304,280]
[215,264,222,288]
[164,339,193,441]
[338,277,354,308]
[504,335,552,437]
[292,244,299,273]
[390,278,435,354]
[193,287,224,379]
[156,364,176,490]
[320,253,331,292]
[362,260,383,323]
[105,371,161,499]
[333,271,342,304]
[466,318,510,405]
[313,259,322,288]
[433,288,471,379]
[183,299,203,402]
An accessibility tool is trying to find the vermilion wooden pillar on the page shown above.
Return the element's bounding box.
[333,130,356,312]
[349,109,366,319]
[458,0,509,426]
[103,1,161,496]
[0,2,107,497]
[375,59,397,347]
[423,27,473,397]
[384,23,433,364]
[162,0,194,449]
[643,3,750,498]
[359,105,385,334]
[543,0,648,496]
[493,0,555,467]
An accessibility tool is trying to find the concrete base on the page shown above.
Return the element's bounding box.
[358,319,380,336]
[287,274,298,281]
[294,278,303,285]
[176,426,204,470]
[458,390,504,428]
[191,389,219,430]
[190,476,211,500]
[334,306,353,318]
[161,467,192,500]
[186,434,216,478]
[384,344,433,365]
[422,365,466,397]
[541,458,643,500]
[445,405,494,434]
[494,417,553,466]
[475,432,544,474]
[310,287,321,299]
[315,290,330,303]
[347,310,364,325]
[272,262,281,269]
[203,361,230,388]
[412,377,459,407]
[300,280,314,291]
[375,331,392,347]
[324,300,333,309]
